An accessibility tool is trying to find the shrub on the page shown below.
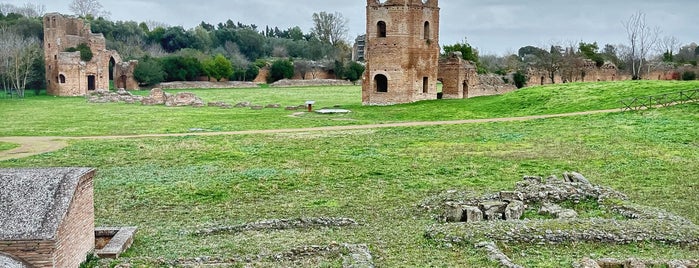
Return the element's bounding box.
[268,59,294,83]
[203,54,233,81]
[134,57,165,86]
[513,71,527,89]
[65,43,93,62]
[160,55,203,81]
[682,71,697,81]
[345,61,366,84]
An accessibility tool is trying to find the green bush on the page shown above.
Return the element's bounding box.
[268,59,294,83]
[682,71,697,81]
[65,43,93,62]
[513,71,527,89]
[134,57,165,86]
[203,54,233,81]
[160,55,203,81]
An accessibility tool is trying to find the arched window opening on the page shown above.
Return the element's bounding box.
[59,74,66,84]
[375,74,388,92]
[377,21,387,38]
[424,21,430,40]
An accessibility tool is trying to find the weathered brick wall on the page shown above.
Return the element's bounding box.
[362,0,440,105]
[438,52,477,99]
[54,171,95,268]
[0,240,55,267]
[469,74,518,98]
[292,70,336,80]
[114,60,140,90]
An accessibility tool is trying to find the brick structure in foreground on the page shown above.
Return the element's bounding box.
[0,168,96,268]
[44,13,137,96]
[362,0,441,105]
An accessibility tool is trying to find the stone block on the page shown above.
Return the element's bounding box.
[234,102,251,108]
[148,88,166,104]
[251,105,264,110]
[464,206,483,223]
[504,200,524,220]
[499,191,524,201]
[557,209,579,219]
[443,202,464,222]
[480,201,507,220]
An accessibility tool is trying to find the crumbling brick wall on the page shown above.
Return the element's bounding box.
[44,13,137,96]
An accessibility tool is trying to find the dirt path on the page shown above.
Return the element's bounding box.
[0,108,624,162]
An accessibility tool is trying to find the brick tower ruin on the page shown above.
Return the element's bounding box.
[44,13,137,96]
[362,0,440,105]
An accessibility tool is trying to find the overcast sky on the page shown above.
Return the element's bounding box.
[5,0,698,55]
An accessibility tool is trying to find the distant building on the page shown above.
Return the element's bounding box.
[352,35,366,62]
[0,168,96,268]
[43,13,137,96]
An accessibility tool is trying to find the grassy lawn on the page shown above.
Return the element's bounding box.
[0,141,19,151]
[0,80,697,137]
[1,81,698,266]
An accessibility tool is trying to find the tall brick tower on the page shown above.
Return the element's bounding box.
[362,0,440,105]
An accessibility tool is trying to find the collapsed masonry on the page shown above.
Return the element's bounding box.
[44,13,138,96]
[424,172,699,267]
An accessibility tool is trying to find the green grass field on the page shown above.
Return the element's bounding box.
[1,81,698,267]
[1,80,698,137]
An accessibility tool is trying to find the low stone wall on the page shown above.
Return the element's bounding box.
[270,79,354,87]
[469,74,518,98]
[194,217,359,236]
[574,257,699,268]
[158,81,258,89]
[89,88,206,108]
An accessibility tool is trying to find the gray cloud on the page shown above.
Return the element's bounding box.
[8,0,698,54]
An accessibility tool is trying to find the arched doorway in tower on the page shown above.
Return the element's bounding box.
[374,74,388,92]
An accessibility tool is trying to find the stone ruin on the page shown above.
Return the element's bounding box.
[423,172,699,268]
[433,172,624,223]
[44,13,137,96]
[88,88,205,108]
[439,52,517,100]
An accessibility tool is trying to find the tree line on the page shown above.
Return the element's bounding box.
[0,1,363,97]
[444,11,698,88]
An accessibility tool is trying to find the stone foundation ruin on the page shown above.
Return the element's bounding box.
[423,172,699,267]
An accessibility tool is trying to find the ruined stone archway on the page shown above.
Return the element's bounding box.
[109,57,116,81]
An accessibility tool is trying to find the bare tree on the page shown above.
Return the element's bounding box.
[0,3,45,17]
[311,11,349,47]
[0,28,42,98]
[622,11,659,80]
[69,0,110,18]
[657,35,680,61]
